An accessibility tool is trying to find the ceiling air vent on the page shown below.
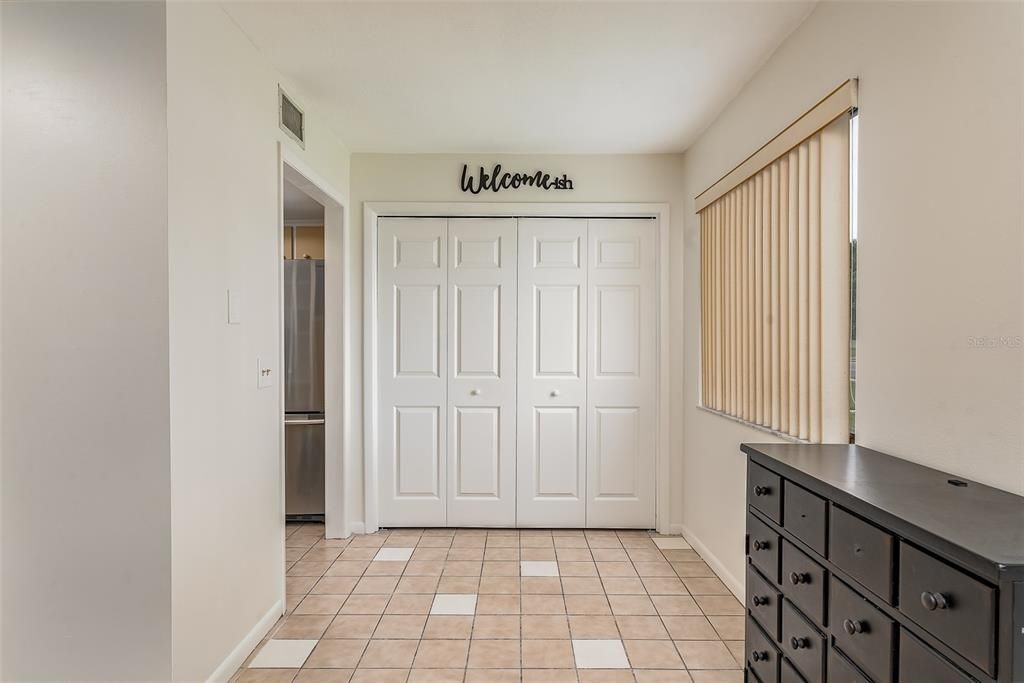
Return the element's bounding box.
[279,86,305,148]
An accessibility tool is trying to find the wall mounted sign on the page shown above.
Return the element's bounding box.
[460,163,574,194]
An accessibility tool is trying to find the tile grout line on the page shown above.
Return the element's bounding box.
[268,524,740,680]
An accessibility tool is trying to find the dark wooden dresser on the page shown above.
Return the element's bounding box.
[741,443,1024,683]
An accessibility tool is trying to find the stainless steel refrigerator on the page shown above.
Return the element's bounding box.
[284,259,325,520]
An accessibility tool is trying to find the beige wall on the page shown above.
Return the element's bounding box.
[679,0,1024,594]
[166,4,350,680]
[349,154,687,533]
[1,2,172,679]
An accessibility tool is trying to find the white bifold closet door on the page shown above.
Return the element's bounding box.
[586,219,656,527]
[378,218,448,526]
[378,217,517,527]
[446,218,517,526]
[516,219,589,527]
[379,216,656,528]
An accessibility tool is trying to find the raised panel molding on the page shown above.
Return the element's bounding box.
[394,236,441,269]
[395,285,440,377]
[534,236,580,269]
[594,407,639,498]
[455,285,500,377]
[596,238,640,269]
[454,407,501,498]
[596,286,640,376]
[534,407,580,498]
[455,236,501,269]
[534,285,580,377]
[394,406,440,497]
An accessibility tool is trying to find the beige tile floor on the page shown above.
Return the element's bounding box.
[231,524,745,683]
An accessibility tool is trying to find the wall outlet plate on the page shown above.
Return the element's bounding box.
[257,358,273,389]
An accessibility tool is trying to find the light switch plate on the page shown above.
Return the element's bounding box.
[227,289,241,324]
[257,358,273,389]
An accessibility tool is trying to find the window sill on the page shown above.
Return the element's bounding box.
[696,404,811,444]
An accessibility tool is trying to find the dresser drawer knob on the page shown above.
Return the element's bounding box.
[842,619,866,635]
[790,636,810,650]
[920,591,950,611]
[752,539,770,552]
[754,485,771,496]
[752,595,770,607]
[789,571,810,585]
[751,650,769,662]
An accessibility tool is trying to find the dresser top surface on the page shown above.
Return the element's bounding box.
[742,443,1024,568]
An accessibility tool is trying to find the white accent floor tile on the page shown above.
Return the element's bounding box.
[249,639,317,668]
[430,593,477,615]
[572,639,629,669]
[521,560,559,576]
[653,537,691,550]
[374,547,414,561]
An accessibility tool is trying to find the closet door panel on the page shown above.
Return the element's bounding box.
[447,218,517,526]
[517,218,588,527]
[586,218,656,528]
[378,218,448,526]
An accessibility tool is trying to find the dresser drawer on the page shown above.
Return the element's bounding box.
[782,539,827,627]
[781,658,807,683]
[899,630,974,683]
[828,647,871,683]
[782,600,825,683]
[898,543,996,676]
[749,461,782,524]
[783,481,827,556]
[747,615,781,683]
[829,505,895,603]
[748,563,781,641]
[748,512,781,583]
[830,579,896,683]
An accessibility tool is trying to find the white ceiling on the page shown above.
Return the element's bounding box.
[224,1,815,154]
[283,178,325,221]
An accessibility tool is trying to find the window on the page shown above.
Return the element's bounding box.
[698,81,857,443]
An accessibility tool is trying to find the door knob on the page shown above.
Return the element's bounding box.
[550,390,560,397]
[470,389,480,396]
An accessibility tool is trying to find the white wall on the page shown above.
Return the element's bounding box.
[1,2,172,679]
[679,0,1024,595]
[349,154,687,533]
[165,4,350,681]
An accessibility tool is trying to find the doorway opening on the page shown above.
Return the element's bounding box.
[278,153,350,559]
[282,180,326,523]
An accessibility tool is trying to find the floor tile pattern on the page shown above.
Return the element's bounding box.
[232,525,745,683]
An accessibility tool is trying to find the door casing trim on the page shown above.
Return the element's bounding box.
[363,201,671,533]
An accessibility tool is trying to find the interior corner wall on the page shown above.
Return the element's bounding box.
[1,2,173,680]
[348,153,688,535]
[165,4,350,681]
[679,0,1024,594]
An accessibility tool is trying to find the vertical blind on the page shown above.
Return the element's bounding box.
[698,83,854,442]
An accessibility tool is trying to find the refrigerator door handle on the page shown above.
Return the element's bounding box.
[284,418,326,426]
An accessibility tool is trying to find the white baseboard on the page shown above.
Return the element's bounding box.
[678,524,744,601]
[206,599,282,683]
[347,521,365,535]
